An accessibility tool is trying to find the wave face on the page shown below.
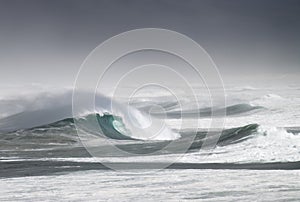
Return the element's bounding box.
[96,114,135,140]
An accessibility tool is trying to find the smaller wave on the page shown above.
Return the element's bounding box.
[150,103,264,119]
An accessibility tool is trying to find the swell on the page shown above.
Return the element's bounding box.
[150,103,264,119]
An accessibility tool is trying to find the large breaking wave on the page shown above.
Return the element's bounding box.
[0,87,300,175]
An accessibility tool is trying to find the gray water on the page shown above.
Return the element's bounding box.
[1,169,300,201]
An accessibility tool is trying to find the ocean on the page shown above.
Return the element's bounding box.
[0,85,299,201]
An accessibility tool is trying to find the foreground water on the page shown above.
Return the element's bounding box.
[1,169,300,201]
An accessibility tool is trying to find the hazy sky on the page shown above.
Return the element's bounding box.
[0,0,299,87]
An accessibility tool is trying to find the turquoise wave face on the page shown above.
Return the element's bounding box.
[96,114,135,140]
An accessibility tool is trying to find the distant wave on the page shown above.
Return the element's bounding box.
[150,103,264,119]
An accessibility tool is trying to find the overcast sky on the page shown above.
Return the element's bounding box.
[0,0,299,87]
